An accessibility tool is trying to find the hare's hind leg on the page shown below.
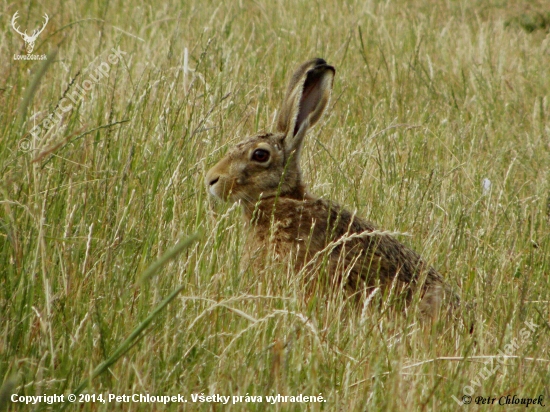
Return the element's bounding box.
[419,283,461,322]
[418,284,445,320]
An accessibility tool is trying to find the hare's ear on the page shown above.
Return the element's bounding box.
[276,58,335,153]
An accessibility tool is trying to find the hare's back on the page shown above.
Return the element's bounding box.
[259,197,443,285]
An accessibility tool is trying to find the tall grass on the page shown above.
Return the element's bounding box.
[1,0,549,410]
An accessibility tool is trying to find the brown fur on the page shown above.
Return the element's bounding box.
[206,58,459,319]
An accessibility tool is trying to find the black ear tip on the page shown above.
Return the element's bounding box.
[311,58,335,74]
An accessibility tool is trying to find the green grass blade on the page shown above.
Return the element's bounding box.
[63,233,200,407]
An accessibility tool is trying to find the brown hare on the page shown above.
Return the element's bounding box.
[206,58,459,319]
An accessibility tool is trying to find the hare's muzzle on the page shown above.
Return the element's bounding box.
[205,169,221,198]
[206,159,234,200]
[208,176,220,195]
[206,152,239,200]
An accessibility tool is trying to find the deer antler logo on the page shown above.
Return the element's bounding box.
[11,11,49,54]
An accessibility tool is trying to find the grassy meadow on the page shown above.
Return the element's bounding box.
[1,0,550,410]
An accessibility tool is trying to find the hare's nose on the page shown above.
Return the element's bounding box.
[208,176,219,186]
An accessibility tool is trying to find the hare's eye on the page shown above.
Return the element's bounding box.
[252,149,270,163]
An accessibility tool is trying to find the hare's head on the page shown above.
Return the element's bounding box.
[206,58,335,205]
